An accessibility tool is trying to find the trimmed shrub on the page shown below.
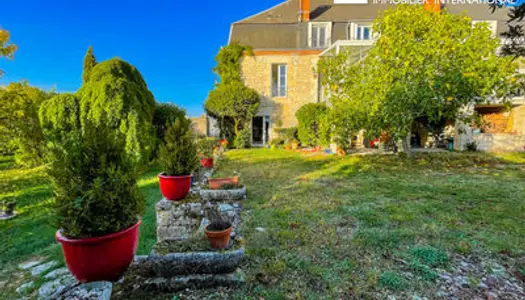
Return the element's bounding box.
[273,127,298,144]
[40,93,81,147]
[152,103,186,157]
[47,120,144,239]
[234,126,251,149]
[295,103,330,147]
[196,137,219,158]
[79,58,156,164]
[158,119,199,176]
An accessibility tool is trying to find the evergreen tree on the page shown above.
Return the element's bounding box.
[82,46,97,84]
[491,4,525,56]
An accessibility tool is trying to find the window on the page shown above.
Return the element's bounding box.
[272,64,287,97]
[355,24,372,40]
[309,23,331,48]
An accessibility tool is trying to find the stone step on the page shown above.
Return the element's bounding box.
[129,246,244,277]
[127,269,245,293]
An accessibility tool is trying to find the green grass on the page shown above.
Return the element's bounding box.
[1,150,525,299]
[0,156,162,298]
[215,149,525,299]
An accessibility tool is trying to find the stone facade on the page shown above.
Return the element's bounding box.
[455,104,525,152]
[190,114,208,137]
[240,53,321,138]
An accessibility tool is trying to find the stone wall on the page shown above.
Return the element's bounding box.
[240,53,320,136]
[455,104,525,152]
[473,133,525,152]
[190,114,208,137]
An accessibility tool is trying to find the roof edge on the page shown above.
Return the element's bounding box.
[233,0,290,24]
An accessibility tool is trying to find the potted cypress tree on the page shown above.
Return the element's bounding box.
[48,122,145,282]
[158,118,199,201]
[196,138,217,168]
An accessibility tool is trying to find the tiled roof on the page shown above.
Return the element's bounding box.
[230,0,514,49]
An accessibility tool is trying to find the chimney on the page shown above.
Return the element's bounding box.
[423,0,440,13]
[299,0,310,22]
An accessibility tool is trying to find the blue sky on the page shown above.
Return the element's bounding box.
[0,0,281,116]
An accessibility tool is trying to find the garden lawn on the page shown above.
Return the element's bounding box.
[215,149,524,299]
[1,150,524,299]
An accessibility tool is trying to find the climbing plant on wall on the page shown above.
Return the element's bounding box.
[205,43,260,148]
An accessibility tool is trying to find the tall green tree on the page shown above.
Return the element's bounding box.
[205,43,260,146]
[79,58,156,164]
[319,5,516,155]
[82,46,97,84]
[295,103,330,147]
[0,82,53,165]
[0,28,17,77]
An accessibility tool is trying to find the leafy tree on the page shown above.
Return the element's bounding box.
[79,58,156,164]
[158,118,199,176]
[319,5,516,155]
[0,82,53,165]
[205,43,260,141]
[82,46,97,84]
[152,102,186,143]
[206,81,259,138]
[295,103,330,147]
[0,28,17,77]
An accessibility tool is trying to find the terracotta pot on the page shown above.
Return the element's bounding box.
[208,176,239,190]
[200,157,214,168]
[158,173,192,201]
[56,220,141,282]
[204,225,232,249]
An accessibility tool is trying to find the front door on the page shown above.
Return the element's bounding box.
[252,116,264,144]
[252,116,270,145]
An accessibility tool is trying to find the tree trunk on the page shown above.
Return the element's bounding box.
[402,135,413,157]
[233,119,239,137]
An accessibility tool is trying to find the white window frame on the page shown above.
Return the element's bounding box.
[309,22,332,49]
[271,64,287,98]
[353,23,373,41]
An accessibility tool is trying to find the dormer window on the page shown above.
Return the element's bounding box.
[355,24,372,40]
[309,22,332,48]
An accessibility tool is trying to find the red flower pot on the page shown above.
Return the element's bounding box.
[56,220,141,283]
[200,157,214,168]
[158,173,192,201]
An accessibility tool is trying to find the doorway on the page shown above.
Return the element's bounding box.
[252,116,270,145]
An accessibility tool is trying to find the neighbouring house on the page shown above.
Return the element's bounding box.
[219,0,524,151]
[190,114,221,137]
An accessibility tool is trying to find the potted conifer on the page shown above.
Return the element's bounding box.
[197,138,217,168]
[49,122,145,282]
[158,119,199,201]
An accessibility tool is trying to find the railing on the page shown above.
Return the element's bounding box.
[320,39,375,57]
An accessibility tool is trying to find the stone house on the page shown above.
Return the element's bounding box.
[223,0,524,151]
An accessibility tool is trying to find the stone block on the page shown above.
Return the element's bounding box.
[126,269,245,293]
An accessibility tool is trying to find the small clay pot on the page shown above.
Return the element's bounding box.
[208,176,239,190]
[204,225,232,249]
